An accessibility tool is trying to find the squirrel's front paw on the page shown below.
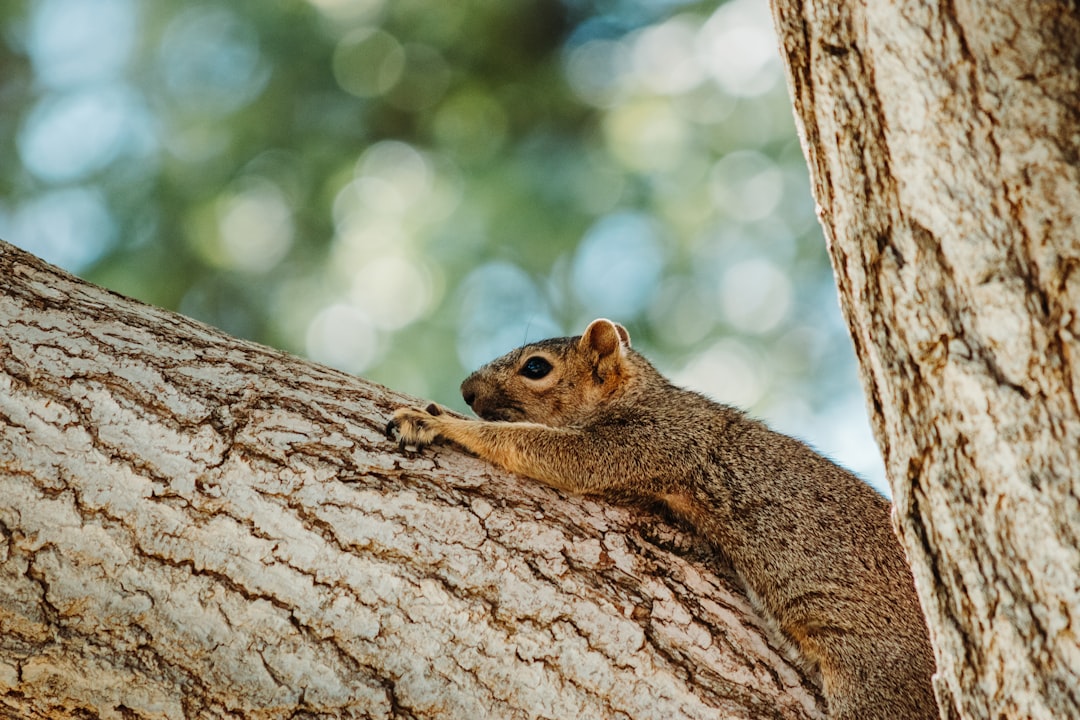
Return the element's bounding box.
[385,403,445,452]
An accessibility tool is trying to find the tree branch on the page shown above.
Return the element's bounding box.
[0,239,824,719]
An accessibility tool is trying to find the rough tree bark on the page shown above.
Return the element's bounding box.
[768,0,1080,718]
[0,239,825,718]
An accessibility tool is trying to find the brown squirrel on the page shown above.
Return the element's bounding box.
[386,318,939,720]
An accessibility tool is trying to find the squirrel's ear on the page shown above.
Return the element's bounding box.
[578,319,630,362]
[614,322,631,348]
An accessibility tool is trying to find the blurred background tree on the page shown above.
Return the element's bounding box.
[0,0,887,490]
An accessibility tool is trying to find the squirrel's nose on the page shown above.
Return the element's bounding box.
[461,376,478,408]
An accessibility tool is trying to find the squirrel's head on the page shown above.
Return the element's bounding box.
[460,318,635,427]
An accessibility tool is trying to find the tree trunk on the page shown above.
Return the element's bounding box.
[0,239,825,718]
[768,0,1080,718]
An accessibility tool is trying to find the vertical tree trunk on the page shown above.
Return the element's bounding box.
[768,0,1080,717]
[0,239,825,718]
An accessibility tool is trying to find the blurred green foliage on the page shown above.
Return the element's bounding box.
[0,0,886,489]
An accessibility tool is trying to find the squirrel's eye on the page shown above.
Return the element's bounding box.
[520,356,553,380]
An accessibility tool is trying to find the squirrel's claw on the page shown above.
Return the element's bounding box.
[387,406,442,452]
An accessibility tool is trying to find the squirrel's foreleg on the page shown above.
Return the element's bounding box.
[387,405,613,495]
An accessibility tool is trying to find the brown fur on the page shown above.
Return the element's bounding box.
[387,318,938,719]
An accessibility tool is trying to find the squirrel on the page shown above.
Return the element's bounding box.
[386,318,939,720]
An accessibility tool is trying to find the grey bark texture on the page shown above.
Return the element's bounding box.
[767,0,1080,718]
[0,239,826,719]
